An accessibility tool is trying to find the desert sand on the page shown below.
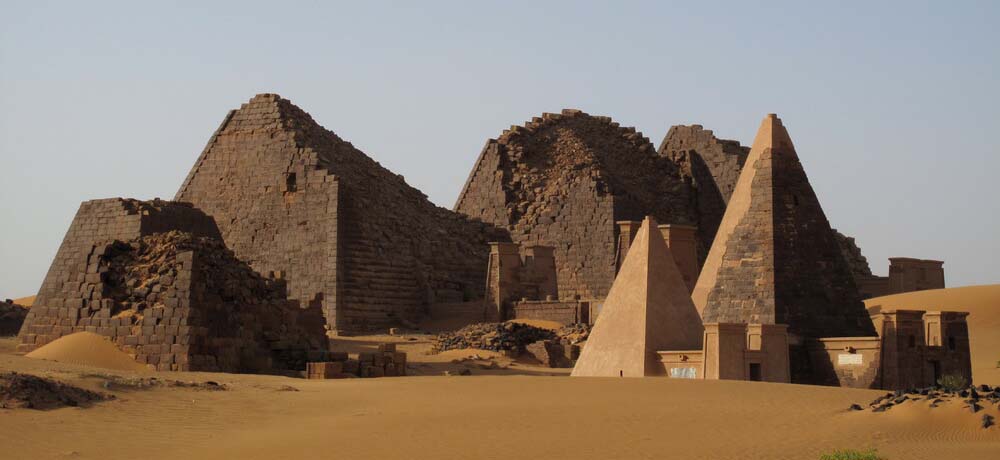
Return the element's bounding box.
[866,284,1000,385]
[13,295,35,306]
[2,285,997,459]
[25,331,150,372]
[2,332,998,460]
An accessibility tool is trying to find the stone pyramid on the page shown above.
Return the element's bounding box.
[571,216,704,377]
[173,94,507,333]
[454,109,695,301]
[692,114,875,339]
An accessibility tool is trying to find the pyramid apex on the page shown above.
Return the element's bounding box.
[571,215,703,377]
[751,113,795,153]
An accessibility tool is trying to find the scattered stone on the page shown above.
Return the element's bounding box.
[433,322,556,353]
[555,323,591,345]
[0,299,29,336]
[983,414,995,429]
[277,385,299,392]
[0,372,113,410]
[459,369,472,376]
[848,404,863,411]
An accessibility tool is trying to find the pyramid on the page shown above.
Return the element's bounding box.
[571,216,704,377]
[454,109,695,301]
[174,94,507,333]
[692,114,875,339]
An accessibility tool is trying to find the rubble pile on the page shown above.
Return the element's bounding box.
[0,372,113,410]
[852,384,1000,429]
[18,230,329,373]
[0,300,28,336]
[556,323,591,344]
[433,322,556,352]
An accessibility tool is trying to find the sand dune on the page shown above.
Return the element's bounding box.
[2,335,998,459]
[865,284,1000,385]
[25,332,150,372]
[0,364,996,459]
[13,295,35,306]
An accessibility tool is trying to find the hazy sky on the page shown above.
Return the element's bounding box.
[1,1,998,298]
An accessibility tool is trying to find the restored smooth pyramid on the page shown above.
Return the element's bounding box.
[571,216,704,377]
[692,114,875,338]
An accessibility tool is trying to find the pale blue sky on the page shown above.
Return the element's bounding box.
[1,1,998,298]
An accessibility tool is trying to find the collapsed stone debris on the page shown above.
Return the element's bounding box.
[433,322,556,353]
[855,385,1000,429]
[18,230,330,373]
[455,109,696,301]
[0,372,114,410]
[0,299,28,336]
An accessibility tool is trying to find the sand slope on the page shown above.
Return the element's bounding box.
[1,336,998,459]
[25,332,149,372]
[865,284,1000,385]
[0,370,996,459]
[14,295,35,306]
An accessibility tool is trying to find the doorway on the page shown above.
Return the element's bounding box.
[749,362,762,381]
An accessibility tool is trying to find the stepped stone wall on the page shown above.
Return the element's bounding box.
[17,231,328,372]
[658,125,749,261]
[834,230,874,279]
[455,109,694,300]
[176,94,507,333]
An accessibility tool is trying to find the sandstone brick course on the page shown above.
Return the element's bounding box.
[659,125,749,260]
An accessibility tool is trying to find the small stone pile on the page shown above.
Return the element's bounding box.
[306,343,407,379]
[0,372,113,410]
[433,322,556,353]
[852,384,1000,429]
[556,323,591,344]
[0,300,28,336]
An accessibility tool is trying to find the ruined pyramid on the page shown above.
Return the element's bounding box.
[454,109,695,301]
[174,94,507,333]
[692,114,875,339]
[571,216,704,377]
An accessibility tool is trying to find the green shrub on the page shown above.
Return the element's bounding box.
[819,448,884,460]
[937,373,968,391]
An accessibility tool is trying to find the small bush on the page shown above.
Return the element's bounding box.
[819,448,884,460]
[937,373,968,391]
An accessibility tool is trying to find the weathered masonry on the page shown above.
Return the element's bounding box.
[16,199,329,372]
[456,109,695,301]
[175,94,507,333]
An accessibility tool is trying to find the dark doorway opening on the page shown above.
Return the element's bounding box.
[931,360,941,384]
[749,363,762,381]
